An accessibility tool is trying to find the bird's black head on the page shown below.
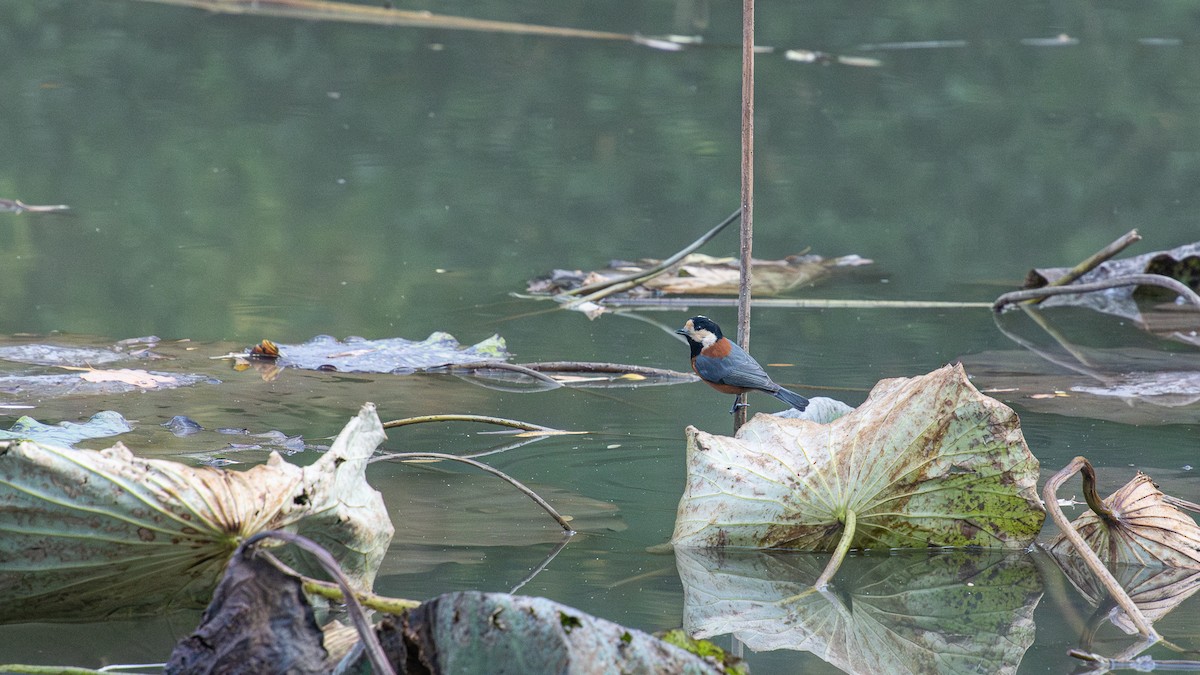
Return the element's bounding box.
[675,316,723,356]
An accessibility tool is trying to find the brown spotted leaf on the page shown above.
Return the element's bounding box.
[1046,472,1200,569]
[671,364,1045,550]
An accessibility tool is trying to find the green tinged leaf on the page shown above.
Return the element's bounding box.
[671,364,1045,550]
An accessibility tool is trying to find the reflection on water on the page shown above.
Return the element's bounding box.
[678,548,1042,674]
[2,0,1200,671]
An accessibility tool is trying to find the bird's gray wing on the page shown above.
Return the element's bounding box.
[694,343,776,391]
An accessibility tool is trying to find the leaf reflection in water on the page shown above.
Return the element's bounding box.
[676,548,1042,675]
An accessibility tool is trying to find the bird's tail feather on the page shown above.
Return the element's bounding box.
[772,387,809,412]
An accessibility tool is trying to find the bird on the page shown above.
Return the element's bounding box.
[675,315,809,414]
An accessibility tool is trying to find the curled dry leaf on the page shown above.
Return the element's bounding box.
[671,364,1045,550]
[1046,471,1200,569]
[0,403,393,622]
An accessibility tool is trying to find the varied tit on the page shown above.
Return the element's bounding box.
[675,316,809,414]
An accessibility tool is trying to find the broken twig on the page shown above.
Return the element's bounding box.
[1026,229,1142,304]
[994,274,1200,313]
[560,210,741,307]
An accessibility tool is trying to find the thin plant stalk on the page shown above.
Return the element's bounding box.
[600,297,992,309]
[374,452,576,533]
[243,530,396,675]
[520,361,697,379]
[1041,457,1159,641]
[438,361,563,388]
[734,0,755,432]
[813,510,856,589]
[382,413,559,433]
[134,0,631,41]
[259,551,421,614]
[510,533,573,594]
[0,662,111,667]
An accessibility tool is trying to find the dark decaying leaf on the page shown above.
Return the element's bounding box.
[676,547,1041,674]
[671,363,1045,550]
[1026,242,1200,296]
[364,591,726,674]
[1046,471,1200,569]
[165,545,328,675]
[1024,241,1200,344]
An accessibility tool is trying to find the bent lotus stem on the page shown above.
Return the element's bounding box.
[382,413,559,433]
[993,273,1200,313]
[1078,460,1116,524]
[1042,457,1159,641]
[435,362,564,388]
[813,509,856,589]
[375,452,576,534]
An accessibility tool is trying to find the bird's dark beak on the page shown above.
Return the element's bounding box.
[675,328,688,335]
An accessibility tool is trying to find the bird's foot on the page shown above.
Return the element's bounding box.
[728,401,749,415]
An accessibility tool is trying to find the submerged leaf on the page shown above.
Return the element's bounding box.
[671,364,1045,550]
[0,403,393,622]
[1046,471,1200,569]
[0,371,216,397]
[0,410,131,447]
[963,348,1200,425]
[265,333,509,373]
[528,252,872,297]
[0,343,130,366]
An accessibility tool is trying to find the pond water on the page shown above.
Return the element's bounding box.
[1,0,1199,672]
